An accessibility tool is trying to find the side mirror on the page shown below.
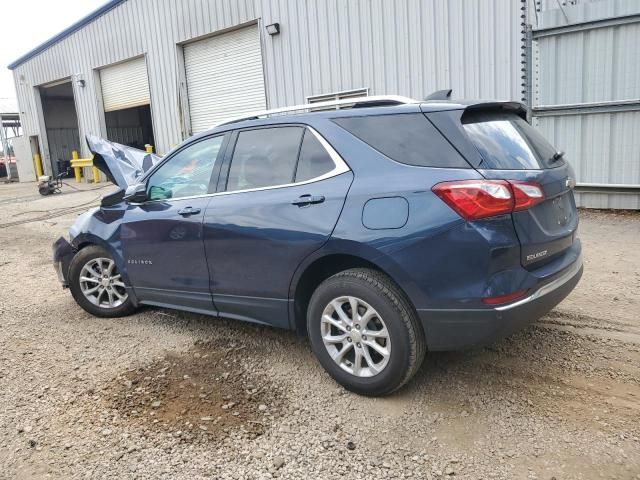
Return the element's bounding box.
[123,183,147,203]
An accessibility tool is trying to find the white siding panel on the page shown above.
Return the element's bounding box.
[100,56,151,112]
[184,25,266,133]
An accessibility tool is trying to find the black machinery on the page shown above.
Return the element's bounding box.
[38,168,70,195]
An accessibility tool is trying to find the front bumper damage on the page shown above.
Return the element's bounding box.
[52,237,76,288]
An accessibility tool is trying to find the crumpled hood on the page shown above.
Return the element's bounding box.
[86,135,162,188]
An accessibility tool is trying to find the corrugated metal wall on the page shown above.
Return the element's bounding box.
[259,0,524,107]
[531,0,640,208]
[12,0,524,174]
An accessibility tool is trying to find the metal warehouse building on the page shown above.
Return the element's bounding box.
[8,0,640,208]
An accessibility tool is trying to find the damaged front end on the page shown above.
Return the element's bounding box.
[53,136,161,287]
[87,135,162,206]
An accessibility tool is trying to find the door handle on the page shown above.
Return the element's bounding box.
[291,194,325,207]
[178,206,201,216]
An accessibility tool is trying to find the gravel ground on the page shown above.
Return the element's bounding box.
[0,181,639,480]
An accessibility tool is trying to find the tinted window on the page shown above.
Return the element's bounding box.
[333,113,469,168]
[294,130,335,182]
[227,127,304,191]
[147,136,224,200]
[462,111,559,170]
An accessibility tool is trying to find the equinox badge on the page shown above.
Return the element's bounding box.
[526,250,548,262]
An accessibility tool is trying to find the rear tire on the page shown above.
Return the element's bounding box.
[68,245,136,318]
[307,268,426,396]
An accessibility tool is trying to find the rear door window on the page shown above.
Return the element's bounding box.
[226,127,304,191]
[333,113,469,168]
[462,111,560,170]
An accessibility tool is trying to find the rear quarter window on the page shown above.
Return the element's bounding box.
[294,130,335,182]
[333,113,470,168]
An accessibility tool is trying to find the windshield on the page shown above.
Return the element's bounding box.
[462,111,561,170]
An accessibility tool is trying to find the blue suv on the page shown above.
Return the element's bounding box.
[53,96,583,396]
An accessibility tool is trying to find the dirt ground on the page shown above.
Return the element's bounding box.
[0,181,638,480]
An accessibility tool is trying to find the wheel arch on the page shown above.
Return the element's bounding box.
[71,233,130,285]
[289,251,417,336]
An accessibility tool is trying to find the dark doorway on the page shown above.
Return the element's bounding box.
[40,81,80,176]
[105,105,155,151]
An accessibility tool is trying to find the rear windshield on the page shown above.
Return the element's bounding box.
[462,111,560,170]
[333,113,470,168]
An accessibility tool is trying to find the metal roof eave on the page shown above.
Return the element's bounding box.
[7,0,126,70]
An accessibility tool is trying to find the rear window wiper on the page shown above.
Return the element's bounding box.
[549,151,565,164]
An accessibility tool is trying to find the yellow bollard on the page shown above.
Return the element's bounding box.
[33,153,44,178]
[145,144,154,153]
[92,166,100,184]
[72,151,81,183]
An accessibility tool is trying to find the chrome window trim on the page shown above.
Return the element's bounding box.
[137,126,350,205]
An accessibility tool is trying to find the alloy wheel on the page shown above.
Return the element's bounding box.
[320,296,391,377]
[79,257,128,308]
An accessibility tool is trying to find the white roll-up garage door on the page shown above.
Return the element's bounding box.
[100,57,151,112]
[184,25,266,134]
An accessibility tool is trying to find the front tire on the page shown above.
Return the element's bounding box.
[307,268,426,396]
[68,245,136,318]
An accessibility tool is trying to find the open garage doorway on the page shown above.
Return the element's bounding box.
[40,80,80,176]
[100,56,155,151]
[105,105,155,151]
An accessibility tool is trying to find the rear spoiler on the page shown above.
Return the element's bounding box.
[422,98,528,121]
[462,101,527,121]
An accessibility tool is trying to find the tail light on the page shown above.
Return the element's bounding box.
[432,180,544,221]
[511,182,544,211]
[482,289,528,305]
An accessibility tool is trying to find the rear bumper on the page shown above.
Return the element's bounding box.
[417,255,583,351]
[52,236,75,287]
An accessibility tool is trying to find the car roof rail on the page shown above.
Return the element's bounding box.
[211,95,418,129]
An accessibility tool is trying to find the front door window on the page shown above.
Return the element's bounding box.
[147,136,224,200]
